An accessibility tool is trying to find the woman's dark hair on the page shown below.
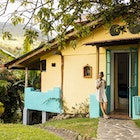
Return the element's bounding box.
[99,72,104,76]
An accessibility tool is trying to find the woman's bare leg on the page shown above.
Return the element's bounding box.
[100,102,106,116]
[103,102,108,114]
[100,102,109,119]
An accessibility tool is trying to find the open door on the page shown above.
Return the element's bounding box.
[129,48,138,117]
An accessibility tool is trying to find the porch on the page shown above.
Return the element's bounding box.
[23,87,63,125]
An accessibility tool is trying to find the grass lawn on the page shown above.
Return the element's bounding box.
[134,119,140,128]
[42,117,99,138]
[0,118,139,140]
[0,123,63,140]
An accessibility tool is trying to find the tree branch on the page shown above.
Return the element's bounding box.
[0,0,10,16]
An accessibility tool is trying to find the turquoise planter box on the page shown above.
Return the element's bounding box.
[90,91,110,118]
[24,87,63,113]
[132,96,140,119]
[90,94,100,118]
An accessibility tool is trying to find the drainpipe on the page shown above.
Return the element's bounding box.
[61,54,64,100]
[96,46,99,78]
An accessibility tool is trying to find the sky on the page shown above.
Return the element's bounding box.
[0,0,130,23]
[0,0,131,35]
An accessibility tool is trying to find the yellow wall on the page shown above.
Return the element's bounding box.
[62,50,95,110]
[41,55,62,92]
[88,23,140,42]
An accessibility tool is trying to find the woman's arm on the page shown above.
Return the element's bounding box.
[96,80,102,89]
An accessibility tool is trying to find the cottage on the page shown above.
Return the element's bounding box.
[5,19,140,125]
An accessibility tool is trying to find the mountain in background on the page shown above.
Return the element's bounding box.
[0,22,48,57]
[0,22,47,39]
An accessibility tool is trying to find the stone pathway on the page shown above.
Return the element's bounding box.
[97,117,140,140]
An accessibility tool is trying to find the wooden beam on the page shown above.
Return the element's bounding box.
[61,55,64,100]
[8,64,25,69]
[96,46,99,79]
[25,67,28,87]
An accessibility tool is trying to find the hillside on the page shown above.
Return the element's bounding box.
[0,22,47,57]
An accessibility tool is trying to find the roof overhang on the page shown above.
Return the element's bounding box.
[4,44,58,70]
[85,37,140,47]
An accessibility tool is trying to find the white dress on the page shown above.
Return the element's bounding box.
[96,79,107,102]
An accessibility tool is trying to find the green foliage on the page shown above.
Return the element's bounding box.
[43,98,61,105]
[2,32,12,40]
[24,29,39,44]
[100,2,140,29]
[21,1,30,6]
[56,33,67,50]
[0,80,11,91]
[23,37,31,53]
[0,102,5,116]
[23,29,39,54]
[75,25,91,38]
[0,123,63,140]
[37,7,55,36]
[99,0,112,5]
[0,69,24,123]
[28,70,40,89]
[0,68,41,123]
[42,43,52,51]
[70,40,77,49]
[10,0,15,3]
[0,102,4,106]
[71,99,89,117]
[11,15,24,26]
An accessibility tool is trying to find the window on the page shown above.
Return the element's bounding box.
[40,60,46,71]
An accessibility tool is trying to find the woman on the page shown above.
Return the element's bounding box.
[96,72,110,119]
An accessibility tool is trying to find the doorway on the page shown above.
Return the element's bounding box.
[114,53,129,116]
[107,48,138,119]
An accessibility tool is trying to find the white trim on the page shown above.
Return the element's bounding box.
[42,111,47,124]
[23,108,29,125]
